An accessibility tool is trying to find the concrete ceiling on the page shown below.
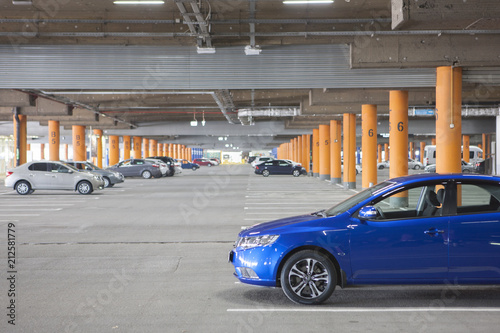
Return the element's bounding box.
[1,0,500,149]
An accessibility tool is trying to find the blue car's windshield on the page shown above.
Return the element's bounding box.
[325,181,396,217]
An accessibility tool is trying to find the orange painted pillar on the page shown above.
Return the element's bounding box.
[109,135,120,166]
[343,114,356,189]
[172,144,177,159]
[319,124,330,181]
[158,143,163,157]
[384,143,389,161]
[188,147,192,161]
[409,142,414,159]
[72,125,86,161]
[40,144,45,160]
[150,139,158,157]
[123,136,131,160]
[389,91,409,179]
[63,144,68,160]
[133,136,142,159]
[302,134,309,173]
[431,138,436,145]
[13,114,27,166]
[48,120,60,161]
[436,66,462,173]
[143,138,149,158]
[288,141,293,160]
[420,142,426,164]
[168,144,173,157]
[292,138,297,162]
[312,128,320,177]
[297,136,302,166]
[389,91,409,207]
[330,120,342,184]
[463,135,470,163]
[93,129,103,167]
[377,144,382,163]
[362,104,377,188]
[482,133,487,158]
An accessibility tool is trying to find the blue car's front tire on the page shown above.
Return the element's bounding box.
[280,250,336,305]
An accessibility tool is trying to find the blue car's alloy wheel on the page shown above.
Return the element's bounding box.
[280,250,336,305]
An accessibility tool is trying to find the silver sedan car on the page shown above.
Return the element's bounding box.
[63,161,124,187]
[5,161,105,195]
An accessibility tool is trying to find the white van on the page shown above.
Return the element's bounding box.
[423,145,483,166]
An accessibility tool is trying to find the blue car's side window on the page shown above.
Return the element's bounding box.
[456,183,500,215]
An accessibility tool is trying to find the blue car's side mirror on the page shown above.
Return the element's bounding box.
[358,206,378,219]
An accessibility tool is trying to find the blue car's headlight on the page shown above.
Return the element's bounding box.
[236,235,279,250]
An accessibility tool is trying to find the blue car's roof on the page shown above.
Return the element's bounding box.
[387,173,500,186]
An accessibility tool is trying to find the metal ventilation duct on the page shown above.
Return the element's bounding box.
[0,44,436,90]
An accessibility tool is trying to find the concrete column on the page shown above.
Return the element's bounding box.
[72,125,86,162]
[123,136,131,160]
[330,120,342,184]
[377,144,382,163]
[436,66,462,173]
[302,134,310,173]
[431,138,436,145]
[143,138,149,158]
[384,143,389,161]
[63,144,68,160]
[463,135,470,163]
[93,129,103,168]
[48,120,60,161]
[343,113,356,189]
[133,136,142,159]
[297,136,302,166]
[389,90,409,207]
[12,113,27,166]
[40,144,45,160]
[150,139,158,157]
[109,135,120,166]
[409,142,414,159]
[312,128,320,177]
[319,124,330,181]
[420,142,426,164]
[362,105,377,188]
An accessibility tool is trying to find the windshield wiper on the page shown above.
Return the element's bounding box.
[312,209,327,218]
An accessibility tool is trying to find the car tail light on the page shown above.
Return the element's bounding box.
[6,171,13,177]
[255,166,259,170]
[152,164,160,168]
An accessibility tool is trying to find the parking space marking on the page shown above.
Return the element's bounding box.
[227,307,500,313]
[0,214,41,217]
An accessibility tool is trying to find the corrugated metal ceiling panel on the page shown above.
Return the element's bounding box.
[0,44,439,89]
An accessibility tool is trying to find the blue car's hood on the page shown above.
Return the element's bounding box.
[240,214,324,236]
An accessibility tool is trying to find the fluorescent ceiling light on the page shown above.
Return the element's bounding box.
[12,0,33,4]
[283,0,334,4]
[114,1,165,5]
[196,46,216,54]
[244,45,262,56]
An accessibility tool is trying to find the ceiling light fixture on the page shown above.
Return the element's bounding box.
[12,0,33,4]
[244,45,262,55]
[190,112,198,127]
[201,112,206,126]
[113,1,165,5]
[283,0,334,4]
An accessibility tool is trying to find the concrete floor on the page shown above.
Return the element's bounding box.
[1,165,499,332]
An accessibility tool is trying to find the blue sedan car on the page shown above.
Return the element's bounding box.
[229,173,500,304]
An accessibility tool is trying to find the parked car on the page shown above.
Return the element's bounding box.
[377,160,390,169]
[251,156,274,168]
[145,158,169,177]
[107,159,162,179]
[341,164,362,175]
[178,159,200,170]
[193,158,216,167]
[63,161,124,188]
[424,160,475,173]
[209,158,220,165]
[229,173,500,305]
[149,156,176,176]
[254,159,307,177]
[408,158,424,170]
[5,161,104,195]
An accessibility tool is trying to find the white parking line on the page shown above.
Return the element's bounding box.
[0,204,74,207]
[0,214,40,217]
[0,208,62,211]
[227,307,500,313]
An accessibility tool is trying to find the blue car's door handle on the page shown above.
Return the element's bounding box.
[424,228,445,236]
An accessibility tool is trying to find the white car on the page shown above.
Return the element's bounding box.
[146,158,169,177]
[251,156,274,168]
[5,161,104,195]
[408,158,424,170]
[173,159,183,174]
[341,164,362,175]
[377,161,390,169]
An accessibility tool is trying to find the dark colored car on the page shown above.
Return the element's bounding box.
[179,159,200,170]
[193,158,216,167]
[254,159,307,177]
[64,161,124,187]
[150,156,176,176]
[107,159,162,179]
[229,173,500,305]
